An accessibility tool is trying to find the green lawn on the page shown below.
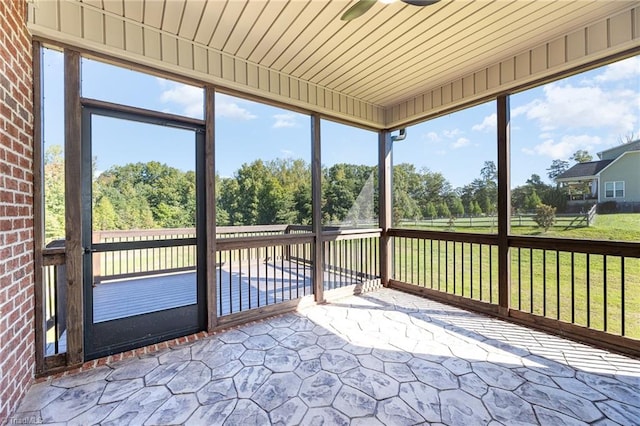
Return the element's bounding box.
[393,213,640,339]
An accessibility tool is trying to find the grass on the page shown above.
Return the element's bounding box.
[393,213,640,339]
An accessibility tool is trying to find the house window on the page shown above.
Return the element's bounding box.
[604,181,624,198]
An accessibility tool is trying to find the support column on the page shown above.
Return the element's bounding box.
[379,130,392,286]
[311,114,324,302]
[205,86,217,330]
[497,95,511,315]
[64,50,84,365]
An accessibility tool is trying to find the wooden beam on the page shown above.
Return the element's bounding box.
[379,131,392,286]
[311,113,324,303]
[32,40,45,374]
[205,86,217,330]
[64,49,83,365]
[497,95,511,315]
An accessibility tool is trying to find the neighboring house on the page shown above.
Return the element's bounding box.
[556,140,640,209]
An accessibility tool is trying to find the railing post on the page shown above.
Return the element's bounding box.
[311,114,324,302]
[497,95,511,315]
[205,86,218,330]
[379,130,392,286]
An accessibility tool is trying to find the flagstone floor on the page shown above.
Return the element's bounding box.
[15,288,640,425]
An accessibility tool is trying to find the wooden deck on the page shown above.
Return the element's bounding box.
[93,258,362,322]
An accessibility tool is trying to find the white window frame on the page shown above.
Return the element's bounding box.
[604,181,624,198]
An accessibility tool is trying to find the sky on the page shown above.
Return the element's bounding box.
[43,49,639,188]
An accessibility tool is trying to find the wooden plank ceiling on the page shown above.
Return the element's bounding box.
[74,0,637,109]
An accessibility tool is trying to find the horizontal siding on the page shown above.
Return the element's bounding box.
[386,6,640,128]
[28,0,384,128]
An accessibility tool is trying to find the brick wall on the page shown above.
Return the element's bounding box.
[0,0,35,420]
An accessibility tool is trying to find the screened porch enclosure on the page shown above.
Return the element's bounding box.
[31,1,640,374]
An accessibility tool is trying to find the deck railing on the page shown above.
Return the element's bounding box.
[389,228,640,353]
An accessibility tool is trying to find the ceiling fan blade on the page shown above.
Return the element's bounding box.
[341,0,377,21]
[401,0,441,5]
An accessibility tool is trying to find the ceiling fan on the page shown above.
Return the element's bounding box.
[341,0,440,21]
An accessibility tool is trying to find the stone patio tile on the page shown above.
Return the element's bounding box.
[398,381,441,422]
[218,329,249,344]
[482,387,537,425]
[515,382,602,423]
[472,361,525,390]
[320,349,359,373]
[357,354,384,371]
[243,334,278,350]
[41,381,106,423]
[102,386,171,425]
[15,381,66,412]
[317,333,347,350]
[458,372,489,398]
[268,327,295,341]
[185,399,236,425]
[51,366,112,388]
[280,331,318,351]
[439,389,492,426]
[240,321,273,336]
[532,406,589,426]
[596,400,640,425]
[144,394,199,425]
[350,417,385,426]
[553,376,608,401]
[298,344,324,360]
[408,358,458,390]
[166,361,211,394]
[376,396,424,425]
[210,359,243,378]
[576,371,640,407]
[295,359,322,379]
[301,407,350,426]
[269,397,308,425]
[99,378,144,404]
[144,361,188,386]
[299,371,341,407]
[264,346,300,372]
[233,365,272,398]
[108,357,159,381]
[253,372,302,411]
[240,349,266,366]
[333,385,376,418]
[67,401,119,426]
[157,346,191,364]
[199,343,246,369]
[384,362,417,382]
[341,366,399,400]
[196,377,237,405]
[224,399,270,425]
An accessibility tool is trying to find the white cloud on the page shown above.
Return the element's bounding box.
[273,113,297,128]
[527,134,603,159]
[443,129,462,139]
[215,94,258,120]
[424,131,440,142]
[451,137,470,149]
[281,149,294,157]
[517,82,638,134]
[595,56,640,82]
[472,113,496,132]
[159,83,203,118]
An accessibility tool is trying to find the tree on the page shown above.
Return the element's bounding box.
[546,159,570,181]
[525,190,542,211]
[570,150,593,163]
[534,204,556,232]
[449,196,465,217]
[43,145,65,242]
[424,202,437,219]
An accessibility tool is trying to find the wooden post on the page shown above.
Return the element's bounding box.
[205,86,217,330]
[497,95,511,315]
[379,130,392,286]
[64,50,84,365]
[311,114,324,303]
[32,40,45,374]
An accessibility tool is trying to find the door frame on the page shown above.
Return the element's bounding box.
[81,100,207,360]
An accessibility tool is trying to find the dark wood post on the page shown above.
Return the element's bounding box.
[64,49,83,365]
[379,130,392,286]
[205,86,217,330]
[311,114,324,302]
[497,94,511,315]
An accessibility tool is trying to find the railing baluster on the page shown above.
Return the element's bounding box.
[587,253,591,328]
[556,250,560,321]
[603,255,607,332]
[621,257,625,336]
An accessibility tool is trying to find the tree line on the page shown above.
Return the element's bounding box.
[44,144,576,239]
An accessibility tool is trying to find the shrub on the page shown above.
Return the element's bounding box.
[534,203,556,231]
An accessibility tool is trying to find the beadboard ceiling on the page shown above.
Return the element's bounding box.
[30,0,640,126]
